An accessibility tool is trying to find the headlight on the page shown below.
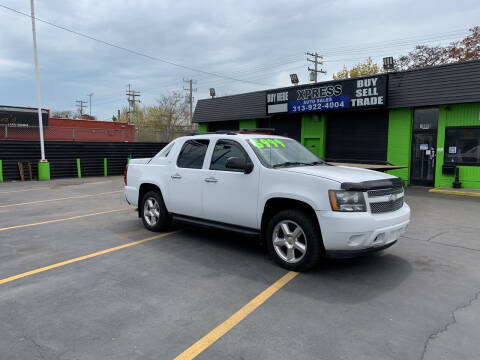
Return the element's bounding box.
[329,190,366,212]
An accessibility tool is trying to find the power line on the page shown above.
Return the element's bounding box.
[152,57,305,89]
[94,97,125,106]
[8,2,466,93]
[0,3,272,87]
[274,28,470,61]
[321,30,469,56]
[4,0,471,104]
[1,3,471,92]
[150,29,469,91]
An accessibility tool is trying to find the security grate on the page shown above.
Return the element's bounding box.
[370,197,404,213]
[367,187,404,198]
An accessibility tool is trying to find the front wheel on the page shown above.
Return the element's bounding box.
[141,191,171,232]
[266,210,323,271]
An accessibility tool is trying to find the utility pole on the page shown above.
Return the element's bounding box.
[183,78,197,126]
[126,84,141,124]
[306,52,326,83]
[76,100,87,117]
[87,93,94,117]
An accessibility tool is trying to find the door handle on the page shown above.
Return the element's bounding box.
[171,174,182,179]
[204,177,218,183]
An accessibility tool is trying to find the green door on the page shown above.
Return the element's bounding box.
[304,138,321,156]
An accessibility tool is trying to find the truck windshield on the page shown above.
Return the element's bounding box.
[248,138,324,168]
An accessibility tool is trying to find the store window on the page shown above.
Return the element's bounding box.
[413,108,439,130]
[177,139,210,169]
[444,127,480,165]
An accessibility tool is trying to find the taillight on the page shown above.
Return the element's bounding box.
[124,163,129,186]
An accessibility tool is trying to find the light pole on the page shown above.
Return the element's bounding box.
[30,0,49,180]
[88,93,94,117]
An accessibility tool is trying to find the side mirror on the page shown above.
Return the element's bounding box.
[225,157,253,174]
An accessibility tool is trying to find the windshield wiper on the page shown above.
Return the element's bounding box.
[272,161,311,168]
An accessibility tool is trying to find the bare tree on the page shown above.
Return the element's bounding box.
[51,110,74,118]
[394,26,480,71]
[445,26,480,62]
[394,45,448,71]
[156,91,189,127]
[154,91,190,140]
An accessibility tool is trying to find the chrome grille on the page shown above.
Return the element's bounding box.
[370,197,404,214]
[367,187,403,198]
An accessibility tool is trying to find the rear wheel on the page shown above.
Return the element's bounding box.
[141,191,171,231]
[266,210,323,271]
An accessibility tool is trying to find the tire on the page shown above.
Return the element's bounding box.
[140,191,171,232]
[266,209,323,271]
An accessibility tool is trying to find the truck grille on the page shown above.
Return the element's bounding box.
[367,187,403,198]
[370,197,404,213]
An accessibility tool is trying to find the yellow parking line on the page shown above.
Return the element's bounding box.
[0,186,50,194]
[0,208,129,232]
[0,180,118,194]
[174,271,299,360]
[0,190,123,208]
[0,230,181,286]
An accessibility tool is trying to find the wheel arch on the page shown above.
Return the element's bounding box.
[260,197,320,236]
[138,183,165,217]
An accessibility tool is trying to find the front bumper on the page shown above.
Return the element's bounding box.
[325,240,397,258]
[316,203,410,255]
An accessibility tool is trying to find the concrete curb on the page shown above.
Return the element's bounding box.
[429,188,480,198]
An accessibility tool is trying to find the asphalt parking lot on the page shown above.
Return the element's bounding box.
[1,176,480,360]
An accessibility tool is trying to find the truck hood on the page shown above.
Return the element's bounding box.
[279,164,396,183]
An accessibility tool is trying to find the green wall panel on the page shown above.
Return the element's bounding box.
[239,119,258,130]
[386,108,413,185]
[301,113,326,158]
[197,123,208,133]
[435,103,480,189]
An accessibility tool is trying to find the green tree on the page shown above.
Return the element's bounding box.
[333,57,382,80]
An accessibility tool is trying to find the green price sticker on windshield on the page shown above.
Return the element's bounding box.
[252,138,285,149]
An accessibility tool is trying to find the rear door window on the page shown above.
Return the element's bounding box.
[177,139,210,169]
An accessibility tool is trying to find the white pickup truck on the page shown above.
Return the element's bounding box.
[124,132,410,271]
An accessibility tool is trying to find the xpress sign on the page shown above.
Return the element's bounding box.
[266,75,387,114]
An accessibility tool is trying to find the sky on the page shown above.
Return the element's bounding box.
[0,0,479,121]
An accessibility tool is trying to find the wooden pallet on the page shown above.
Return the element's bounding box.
[18,161,33,181]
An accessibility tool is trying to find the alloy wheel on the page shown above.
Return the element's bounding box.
[143,197,160,226]
[272,220,307,263]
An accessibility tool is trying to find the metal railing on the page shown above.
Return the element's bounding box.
[0,124,194,142]
[134,125,194,142]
